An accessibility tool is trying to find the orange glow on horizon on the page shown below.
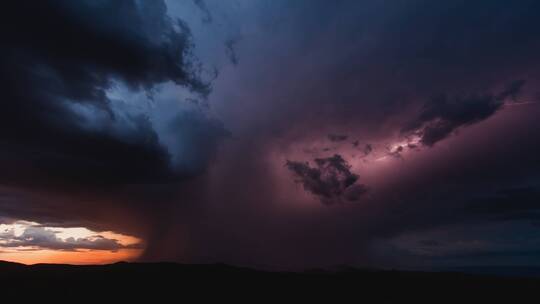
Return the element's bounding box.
[0,248,142,265]
[0,220,144,265]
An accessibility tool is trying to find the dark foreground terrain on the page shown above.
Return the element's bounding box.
[1,260,539,299]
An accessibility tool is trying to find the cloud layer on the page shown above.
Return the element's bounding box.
[2,0,540,269]
[0,221,140,252]
[286,155,367,204]
[0,0,225,190]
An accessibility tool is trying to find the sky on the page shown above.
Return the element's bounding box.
[1,0,540,269]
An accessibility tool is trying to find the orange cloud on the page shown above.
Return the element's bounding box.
[0,220,143,264]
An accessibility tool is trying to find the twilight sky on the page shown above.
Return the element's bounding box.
[1,0,540,269]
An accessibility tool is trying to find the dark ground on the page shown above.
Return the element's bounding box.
[1,260,539,300]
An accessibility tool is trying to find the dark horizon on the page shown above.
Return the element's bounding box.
[1,0,540,272]
[5,258,540,279]
[2,259,540,298]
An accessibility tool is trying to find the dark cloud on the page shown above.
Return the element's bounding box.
[0,0,231,254]
[402,82,526,146]
[286,154,367,204]
[0,0,225,190]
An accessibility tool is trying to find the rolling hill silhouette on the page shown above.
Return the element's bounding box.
[1,260,539,298]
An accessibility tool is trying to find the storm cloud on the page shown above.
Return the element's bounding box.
[0,0,227,190]
[402,82,527,146]
[2,0,540,270]
[286,154,368,204]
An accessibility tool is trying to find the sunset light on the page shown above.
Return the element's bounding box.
[0,220,142,264]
